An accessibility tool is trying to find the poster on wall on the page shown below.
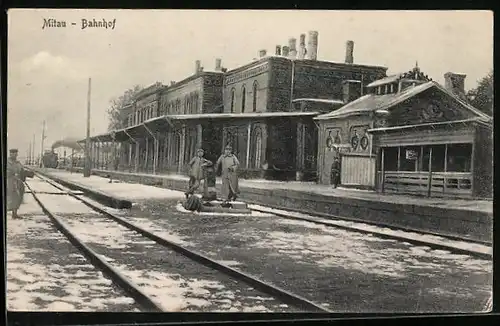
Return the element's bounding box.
[349,125,370,152]
[325,128,342,151]
[405,149,418,160]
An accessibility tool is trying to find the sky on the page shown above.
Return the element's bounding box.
[7,9,493,158]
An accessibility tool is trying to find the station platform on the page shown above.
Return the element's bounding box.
[39,167,492,243]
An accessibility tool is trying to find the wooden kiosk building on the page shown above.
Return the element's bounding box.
[315,65,492,198]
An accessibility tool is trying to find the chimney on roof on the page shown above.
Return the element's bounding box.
[288,38,297,59]
[298,34,306,59]
[195,60,201,74]
[444,72,467,100]
[275,45,282,56]
[259,49,267,58]
[345,40,354,64]
[282,46,290,57]
[215,58,222,71]
[307,31,318,60]
[342,80,362,103]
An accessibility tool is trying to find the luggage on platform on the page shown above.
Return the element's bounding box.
[183,195,202,212]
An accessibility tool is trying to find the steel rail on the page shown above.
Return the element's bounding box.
[31,170,492,259]
[248,206,491,260]
[247,202,491,247]
[31,172,332,312]
[66,168,490,247]
[24,181,165,312]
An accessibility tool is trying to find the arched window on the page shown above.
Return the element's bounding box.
[176,99,181,114]
[252,81,258,112]
[184,96,189,114]
[230,88,235,113]
[241,85,246,113]
[193,93,199,114]
[253,127,262,168]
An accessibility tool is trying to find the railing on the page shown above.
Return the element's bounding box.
[378,171,473,197]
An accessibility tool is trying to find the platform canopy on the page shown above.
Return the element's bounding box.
[79,111,321,143]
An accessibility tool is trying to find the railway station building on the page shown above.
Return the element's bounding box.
[79,32,492,199]
[82,32,387,181]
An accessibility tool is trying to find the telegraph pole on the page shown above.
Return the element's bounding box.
[84,77,92,177]
[40,120,46,167]
[32,134,36,166]
[28,141,32,165]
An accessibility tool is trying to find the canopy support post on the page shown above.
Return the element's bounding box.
[246,123,251,169]
[143,124,158,175]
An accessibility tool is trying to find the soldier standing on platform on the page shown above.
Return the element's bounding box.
[7,149,26,219]
[331,156,341,188]
[215,144,240,202]
[185,148,212,198]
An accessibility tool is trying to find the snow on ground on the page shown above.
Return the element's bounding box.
[77,196,195,247]
[175,202,274,217]
[35,193,97,214]
[57,214,278,312]
[47,171,185,200]
[249,205,492,256]
[216,260,242,267]
[16,192,46,215]
[6,196,139,311]
[248,215,492,282]
[26,178,65,193]
[123,217,196,247]
[50,169,492,213]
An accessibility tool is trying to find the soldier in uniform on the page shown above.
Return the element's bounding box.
[7,149,26,219]
[215,144,240,202]
[331,156,341,188]
[185,148,212,198]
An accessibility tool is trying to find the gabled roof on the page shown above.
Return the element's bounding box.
[314,81,492,122]
[315,82,434,120]
[366,64,432,88]
[366,74,401,88]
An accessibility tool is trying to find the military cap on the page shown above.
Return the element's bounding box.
[9,149,18,153]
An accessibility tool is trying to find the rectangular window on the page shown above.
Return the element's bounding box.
[398,146,421,171]
[422,144,446,172]
[382,147,398,171]
[446,143,472,172]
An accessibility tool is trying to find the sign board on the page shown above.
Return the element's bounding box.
[331,143,351,154]
[405,149,418,160]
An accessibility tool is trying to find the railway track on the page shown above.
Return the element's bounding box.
[32,169,492,260]
[247,205,492,260]
[25,173,332,313]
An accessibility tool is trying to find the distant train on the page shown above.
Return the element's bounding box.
[42,150,59,168]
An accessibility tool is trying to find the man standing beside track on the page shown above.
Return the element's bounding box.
[215,144,240,203]
[7,149,26,219]
[185,148,212,198]
[331,156,341,188]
